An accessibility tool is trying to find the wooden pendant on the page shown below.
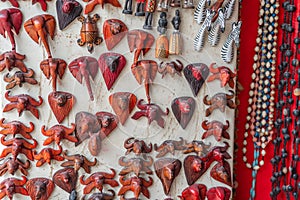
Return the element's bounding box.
[109,92,137,125]
[26,178,54,200]
[24,14,56,58]
[56,0,83,30]
[171,96,195,129]
[154,158,181,195]
[210,161,232,186]
[40,58,67,91]
[127,30,155,63]
[48,91,75,123]
[103,19,128,50]
[68,56,99,101]
[132,99,169,128]
[98,52,127,90]
[183,63,209,97]
[53,167,78,196]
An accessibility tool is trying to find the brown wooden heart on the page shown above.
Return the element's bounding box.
[210,161,232,186]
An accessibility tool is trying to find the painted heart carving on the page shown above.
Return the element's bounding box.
[109,92,137,125]
[210,161,232,186]
[183,63,209,97]
[183,155,206,185]
[98,52,126,90]
[48,91,75,123]
[56,0,83,30]
[103,19,128,50]
[171,96,195,129]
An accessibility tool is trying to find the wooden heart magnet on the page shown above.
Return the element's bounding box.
[98,52,126,90]
[210,161,232,186]
[154,158,181,195]
[109,92,137,125]
[48,91,75,123]
[184,155,206,185]
[103,19,128,50]
[183,63,209,97]
[171,96,195,129]
[56,0,83,30]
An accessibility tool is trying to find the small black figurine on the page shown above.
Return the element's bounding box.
[135,0,146,16]
[143,0,156,29]
[156,12,169,58]
[122,0,133,14]
[169,9,182,55]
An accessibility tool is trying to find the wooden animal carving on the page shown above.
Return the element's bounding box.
[201,120,230,141]
[154,158,182,195]
[48,91,75,123]
[158,60,183,78]
[41,123,77,146]
[26,178,54,200]
[207,63,236,88]
[171,97,196,129]
[118,176,153,199]
[4,68,38,90]
[103,19,128,50]
[0,157,30,176]
[83,0,121,14]
[154,137,186,158]
[203,90,236,116]
[68,56,99,101]
[0,176,28,199]
[3,91,43,119]
[61,150,97,173]
[0,118,34,139]
[77,15,103,53]
[56,0,83,30]
[80,168,119,194]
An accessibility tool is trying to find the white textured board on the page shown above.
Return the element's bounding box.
[0,0,239,199]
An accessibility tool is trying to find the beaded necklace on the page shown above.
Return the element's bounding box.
[271,0,299,199]
[242,0,279,199]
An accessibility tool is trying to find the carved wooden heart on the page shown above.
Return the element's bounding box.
[183,63,209,97]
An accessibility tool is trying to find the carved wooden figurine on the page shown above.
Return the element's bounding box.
[156,12,169,58]
[132,99,169,128]
[80,168,119,194]
[143,0,156,30]
[48,91,75,123]
[109,92,137,125]
[41,123,77,146]
[203,90,236,116]
[68,56,99,101]
[56,0,83,30]
[158,60,183,78]
[103,19,128,50]
[154,137,186,158]
[0,176,28,199]
[98,52,127,90]
[53,167,78,199]
[118,176,153,199]
[169,9,182,55]
[157,0,170,12]
[61,150,97,173]
[183,140,211,157]
[0,118,34,139]
[4,69,38,90]
[33,146,64,167]
[83,0,121,14]
[207,63,236,88]
[201,120,230,141]
[0,9,28,73]
[26,178,54,200]
[127,30,155,63]
[122,0,133,14]
[0,157,30,176]
[171,97,196,129]
[154,158,182,195]
[77,14,103,53]
[131,60,158,103]
[3,91,43,119]
[119,155,153,176]
[0,137,37,161]
[24,14,56,58]
[124,137,152,156]
[183,63,209,97]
